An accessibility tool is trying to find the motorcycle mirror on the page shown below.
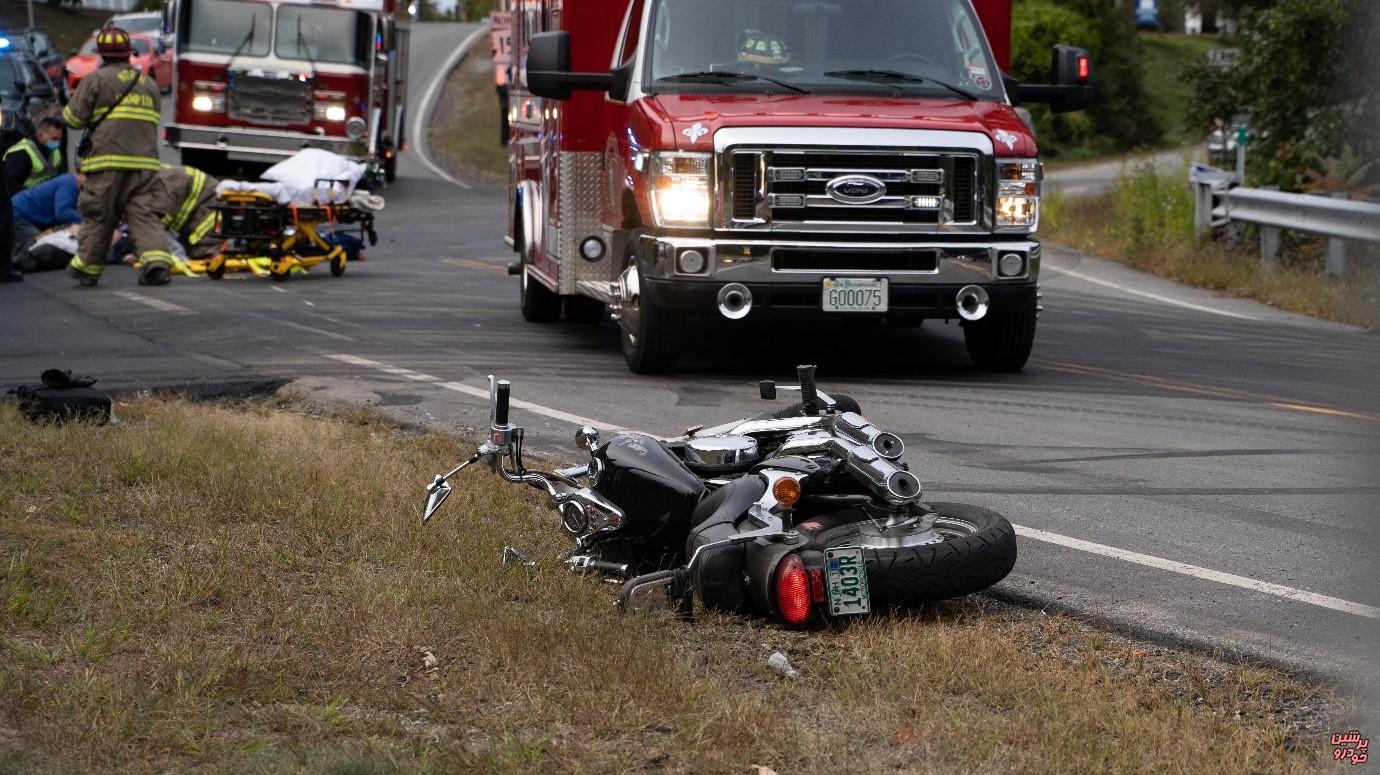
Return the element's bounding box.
[616,569,692,617]
[421,475,452,524]
[575,425,600,452]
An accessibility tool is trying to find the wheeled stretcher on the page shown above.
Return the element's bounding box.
[193,180,379,281]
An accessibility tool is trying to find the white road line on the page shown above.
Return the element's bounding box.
[113,290,193,314]
[269,319,357,342]
[1046,266,1258,321]
[1014,524,1380,619]
[326,351,1377,620]
[410,24,489,191]
[324,353,632,432]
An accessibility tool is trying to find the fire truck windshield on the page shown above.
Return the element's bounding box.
[183,0,271,57]
[275,6,370,67]
[646,0,1003,99]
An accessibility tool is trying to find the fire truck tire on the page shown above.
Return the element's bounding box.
[564,295,606,323]
[520,265,562,322]
[963,297,1037,372]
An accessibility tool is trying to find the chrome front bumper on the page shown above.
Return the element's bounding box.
[623,235,1040,316]
[166,124,369,163]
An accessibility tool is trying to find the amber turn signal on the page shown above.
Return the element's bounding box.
[772,477,802,508]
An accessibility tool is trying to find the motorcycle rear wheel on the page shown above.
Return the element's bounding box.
[810,502,1016,605]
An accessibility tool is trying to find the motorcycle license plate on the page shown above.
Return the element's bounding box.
[824,546,871,617]
[822,277,888,313]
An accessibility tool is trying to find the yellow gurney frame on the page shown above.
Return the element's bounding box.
[194,185,377,281]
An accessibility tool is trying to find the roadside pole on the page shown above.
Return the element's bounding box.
[27,0,35,28]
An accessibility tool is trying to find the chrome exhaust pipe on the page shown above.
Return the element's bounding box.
[955,285,990,322]
[717,283,753,320]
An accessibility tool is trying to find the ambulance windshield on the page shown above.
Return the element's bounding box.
[646,0,1002,99]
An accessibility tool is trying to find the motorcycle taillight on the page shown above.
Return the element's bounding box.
[775,554,811,625]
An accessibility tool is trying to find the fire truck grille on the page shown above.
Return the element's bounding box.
[228,72,312,126]
[730,148,981,229]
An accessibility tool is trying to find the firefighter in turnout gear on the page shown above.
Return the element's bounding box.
[156,163,221,262]
[61,27,171,287]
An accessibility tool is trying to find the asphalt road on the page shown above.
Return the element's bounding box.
[6,23,1378,705]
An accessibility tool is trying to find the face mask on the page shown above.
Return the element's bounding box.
[44,141,61,152]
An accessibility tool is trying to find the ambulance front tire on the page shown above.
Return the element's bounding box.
[520,265,561,323]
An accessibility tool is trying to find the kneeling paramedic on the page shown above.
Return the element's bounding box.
[61,27,170,287]
[155,163,220,263]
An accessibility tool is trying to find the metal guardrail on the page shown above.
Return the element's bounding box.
[1191,166,1380,276]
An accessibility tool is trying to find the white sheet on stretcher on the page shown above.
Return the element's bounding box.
[213,148,372,206]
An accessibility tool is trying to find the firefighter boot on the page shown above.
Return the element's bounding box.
[67,256,104,287]
[138,260,172,286]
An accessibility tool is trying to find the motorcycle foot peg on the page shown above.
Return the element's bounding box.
[501,545,536,568]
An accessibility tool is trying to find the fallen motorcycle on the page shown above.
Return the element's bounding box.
[421,366,1017,625]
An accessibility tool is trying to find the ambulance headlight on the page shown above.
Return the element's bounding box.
[995,158,1042,232]
[650,152,712,227]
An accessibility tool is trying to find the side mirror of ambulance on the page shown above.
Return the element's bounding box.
[525,31,626,102]
[1012,44,1093,114]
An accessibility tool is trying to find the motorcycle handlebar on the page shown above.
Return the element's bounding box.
[495,380,511,426]
[797,364,819,416]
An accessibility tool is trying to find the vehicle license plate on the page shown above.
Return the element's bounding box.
[822,277,888,313]
[824,546,871,617]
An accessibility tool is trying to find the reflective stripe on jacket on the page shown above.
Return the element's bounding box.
[63,63,161,172]
[156,164,220,233]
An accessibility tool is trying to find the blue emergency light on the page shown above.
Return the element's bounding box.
[0,37,11,50]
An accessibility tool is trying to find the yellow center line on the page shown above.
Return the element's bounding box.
[442,258,507,275]
[1041,360,1380,422]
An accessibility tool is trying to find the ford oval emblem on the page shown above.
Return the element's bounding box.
[826,175,887,205]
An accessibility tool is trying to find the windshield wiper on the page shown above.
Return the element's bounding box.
[223,15,258,76]
[657,70,808,95]
[822,69,978,101]
[295,15,317,78]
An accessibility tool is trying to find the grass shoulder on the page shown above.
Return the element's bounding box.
[1042,164,1380,328]
[0,397,1357,772]
[427,47,508,186]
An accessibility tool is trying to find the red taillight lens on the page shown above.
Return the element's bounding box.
[775,554,811,625]
[1078,55,1090,82]
[808,568,826,604]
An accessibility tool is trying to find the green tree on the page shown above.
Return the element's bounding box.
[1185,0,1373,189]
[1012,0,1158,156]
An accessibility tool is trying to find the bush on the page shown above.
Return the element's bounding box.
[1012,0,1159,156]
[1111,163,1194,253]
[1185,0,1376,190]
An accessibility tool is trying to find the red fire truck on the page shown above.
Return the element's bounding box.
[162,0,409,183]
[502,0,1091,373]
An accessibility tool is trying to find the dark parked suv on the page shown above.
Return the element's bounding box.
[2,29,65,98]
[0,50,63,148]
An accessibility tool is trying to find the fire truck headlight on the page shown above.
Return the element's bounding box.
[324,105,347,122]
[995,158,1042,232]
[650,152,712,226]
[191,81,226,113]
[346,116,367,139]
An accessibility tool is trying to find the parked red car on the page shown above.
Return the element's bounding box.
[65,31,172,93]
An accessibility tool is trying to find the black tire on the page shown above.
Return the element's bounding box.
[963,298,1037,371]
[812,502,1017,605]
[619,259,682,374]
[519,264,562,322]
[329,251,347,277]
[564,294,605,323]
